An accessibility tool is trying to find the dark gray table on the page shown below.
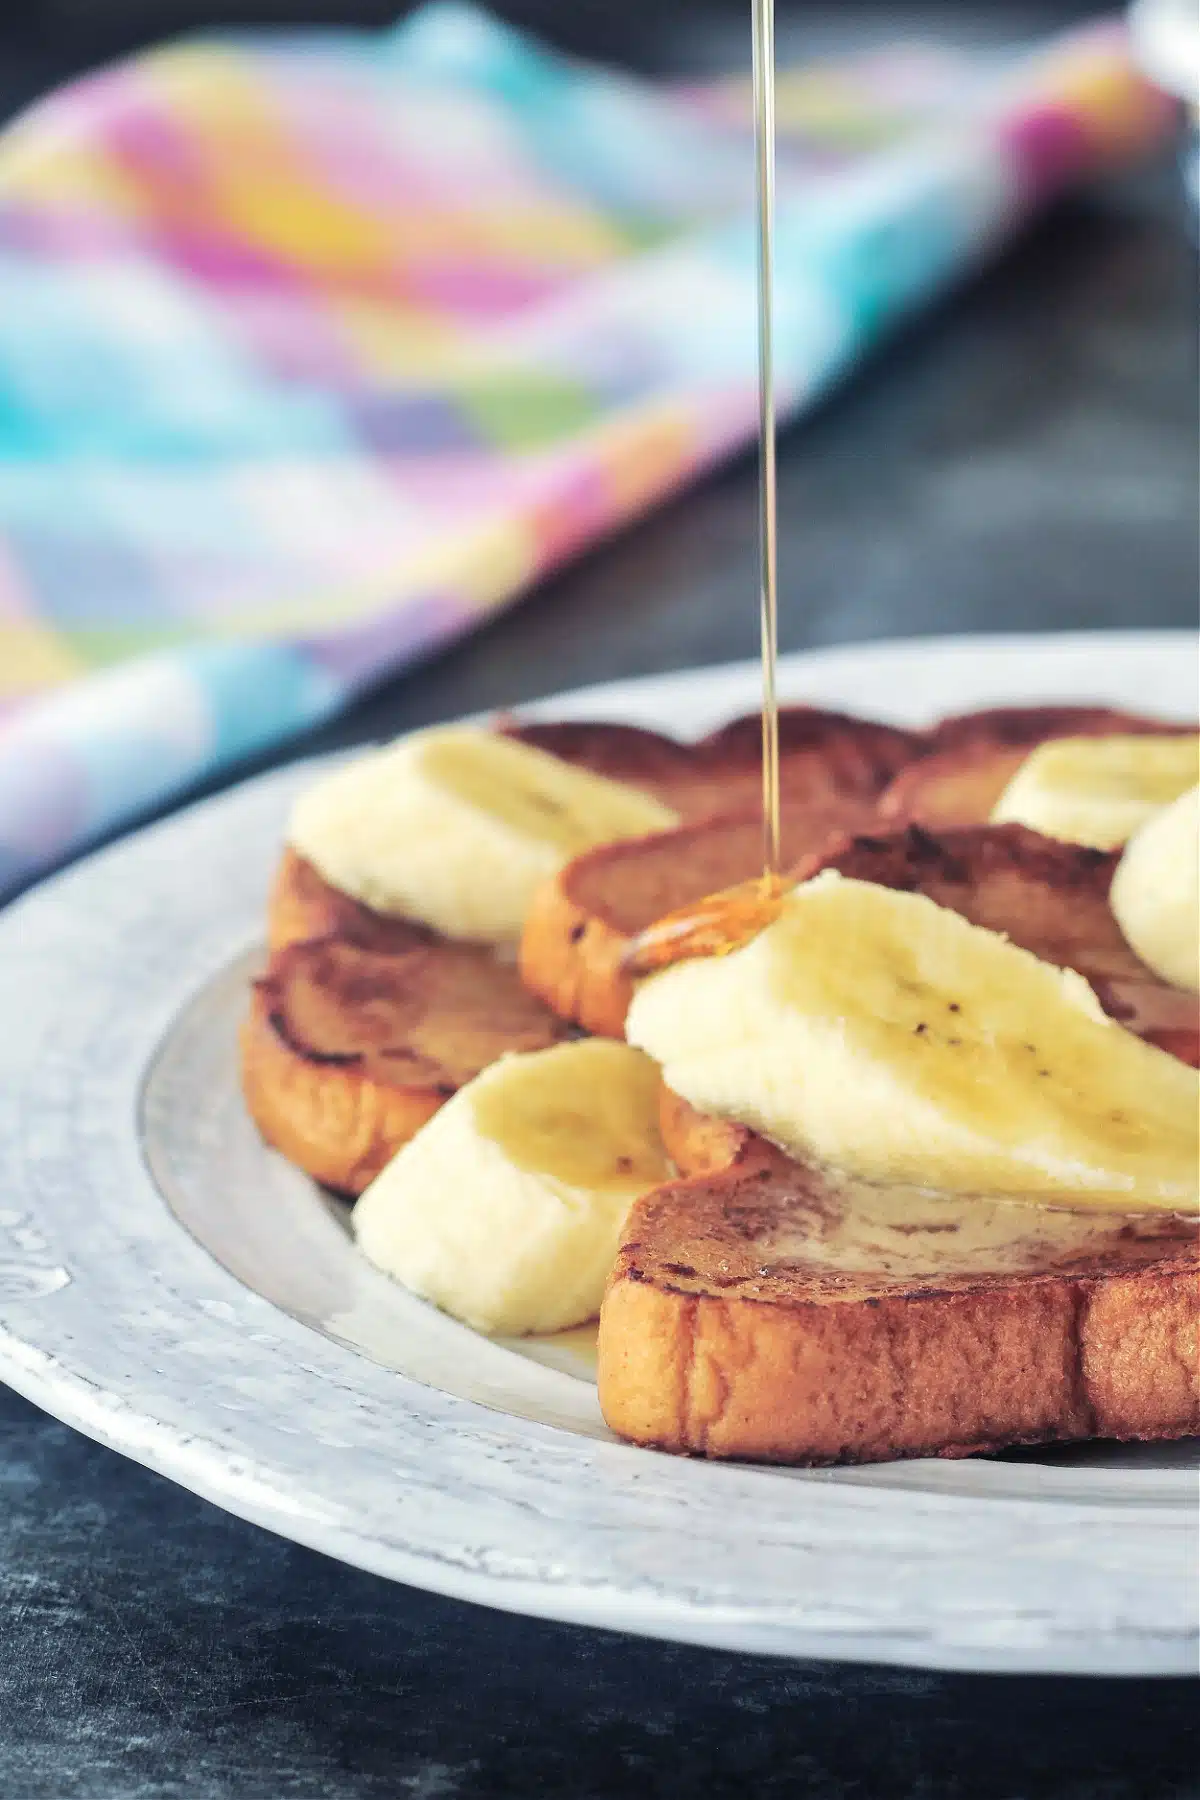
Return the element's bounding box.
[1,4,1197,1796]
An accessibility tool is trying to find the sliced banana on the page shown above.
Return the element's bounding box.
[626,870,1199,1213]
[288,727,678,943]
[352,1040,671,1335]
[1111,786,1199,993]
[990,733,1199,850]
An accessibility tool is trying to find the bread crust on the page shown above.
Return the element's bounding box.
[518,851,638,1040]
[599,1259,1199,1464]
[659,1082,748,1175]
[240,979,444,1194]
[598,1140,1199,1464]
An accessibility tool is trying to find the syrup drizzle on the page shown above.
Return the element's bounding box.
[622,3,785,981]
[752,0,781,879]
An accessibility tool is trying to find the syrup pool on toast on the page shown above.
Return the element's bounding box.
[621,870,789,976]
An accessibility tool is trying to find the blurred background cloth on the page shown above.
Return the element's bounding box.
[0,3,1178,894]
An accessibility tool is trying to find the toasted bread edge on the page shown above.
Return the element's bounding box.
[518,863,634,1038]
[598,1260,1199,1464]
[240,982,440,1196]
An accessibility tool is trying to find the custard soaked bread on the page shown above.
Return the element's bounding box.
[598,1134,1199,1465]
[241,934,572,1194]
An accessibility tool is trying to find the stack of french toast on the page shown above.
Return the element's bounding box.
[241,699,1199,1467]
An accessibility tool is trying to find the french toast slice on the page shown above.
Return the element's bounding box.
[878,707,1189,832]
[789,823,1200,1065]
[515,708,935,1035]
[270,709,922,954]
[655,821,1200,1185]
[241,935,572,1194]
[505,707,921,823]
[597,1132,1200,1464]
[268,846,425,954]
[521,807,1200,1054]
[613,822,1200,1466]
[255,709,918,1180]
[924,703,1186,754]
[519,797,875,1037]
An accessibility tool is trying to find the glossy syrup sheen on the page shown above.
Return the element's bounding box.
[622,871,788,976]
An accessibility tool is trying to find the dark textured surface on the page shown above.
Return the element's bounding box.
[1,1389,1198,1800]
[1,2,1198,1795]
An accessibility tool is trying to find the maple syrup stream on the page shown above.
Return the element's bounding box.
[752,0,781,881]
[623,2,785,977]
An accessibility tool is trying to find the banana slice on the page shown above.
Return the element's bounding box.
[289,728,678,944]
[990,733,1199,850]
[626,870,1199,1213]
[1111,786,1199,994]
[352,1039,671,1335]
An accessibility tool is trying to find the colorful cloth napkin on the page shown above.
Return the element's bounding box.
[0,5,1176,894]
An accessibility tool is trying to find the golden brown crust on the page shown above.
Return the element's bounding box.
[518,857,637,1040]
[599,1263,1200,1464]
[240,980,444,1195]
[598,1142,1200,1464]
[1080,1271,1200,1440]
[692,705,922,819]
[498,720,709,815]
[242,935,571,1194]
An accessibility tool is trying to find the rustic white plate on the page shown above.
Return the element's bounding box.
[0,632,1196,1676]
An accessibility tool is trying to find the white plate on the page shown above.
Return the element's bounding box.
[0,631,1196,1677]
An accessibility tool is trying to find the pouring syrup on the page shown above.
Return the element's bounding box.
[624,0,787,980]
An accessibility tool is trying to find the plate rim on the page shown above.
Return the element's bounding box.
[1,629,1197,1676]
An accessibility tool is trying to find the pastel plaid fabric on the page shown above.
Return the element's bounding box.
[0,5,1175,891]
